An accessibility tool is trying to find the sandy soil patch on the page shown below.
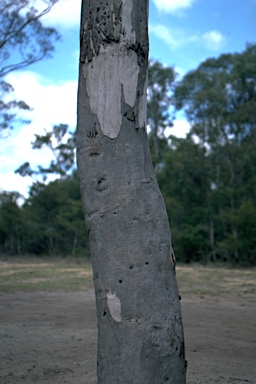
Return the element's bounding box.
[0,290,255,384]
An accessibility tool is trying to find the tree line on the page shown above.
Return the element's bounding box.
[0,5,255,265]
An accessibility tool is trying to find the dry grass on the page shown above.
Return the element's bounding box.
[0,257,93,293]
[0,257,255,300]
[177,264,256,301]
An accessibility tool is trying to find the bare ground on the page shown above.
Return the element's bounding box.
[0,288,255,384]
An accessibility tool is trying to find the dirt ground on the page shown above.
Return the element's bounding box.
[0,290,255,384]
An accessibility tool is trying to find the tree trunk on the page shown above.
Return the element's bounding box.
[77,1,186,383]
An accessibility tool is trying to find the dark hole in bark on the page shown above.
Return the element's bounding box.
[98,178,106,184]
[90,152,100,157]
[103,311,106,317]
[145,262,149,265]
[129,265,133,270]
[119,280,123,284]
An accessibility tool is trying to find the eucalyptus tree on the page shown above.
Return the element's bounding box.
[0,0,60,135]
[77,0,186,383]
[147,60,176,172]
[15,124,76,181]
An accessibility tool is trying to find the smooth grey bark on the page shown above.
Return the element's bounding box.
[77,1,186,382]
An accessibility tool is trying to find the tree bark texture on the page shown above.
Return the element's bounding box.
[77,1,186,383]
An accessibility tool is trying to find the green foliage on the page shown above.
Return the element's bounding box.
[147,60,176,171]
[168,43,256,265]
[0,191,24,254]
[0,173,89,256]
[22,173,88,256]
[158,136,212,263]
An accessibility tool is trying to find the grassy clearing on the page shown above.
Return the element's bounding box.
[177,264,256,300]
[0,256,93,293]
[0,257,255,299]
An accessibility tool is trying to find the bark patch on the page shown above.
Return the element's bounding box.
[107,292,122,322]
[83,45,139,138]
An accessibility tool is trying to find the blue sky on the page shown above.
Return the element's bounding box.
[1,0,255,197]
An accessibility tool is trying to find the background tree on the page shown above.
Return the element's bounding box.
[0,191,24,254]
[77,0,186,383]
[147,60,176,172]
[22,174,87,256]
[174,43,256,263]
[15,123,76,181]
[0,171,88,257]
[0,0,60,135]
[11,123,86,256]
[0,80,31,135]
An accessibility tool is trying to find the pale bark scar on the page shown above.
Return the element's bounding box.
[107,292,122,322]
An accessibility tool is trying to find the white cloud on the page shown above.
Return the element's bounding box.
[41,0,81,29]
[0,172,34,198]
[202,30,225,50]
[150,24,201,51]
[0,71,77,196]
[150,24,225,52]
[150,25,180,49]
[152,0,196,13]
[5,71,77,129]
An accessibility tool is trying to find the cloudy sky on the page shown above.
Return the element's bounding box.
[1,0,255,197]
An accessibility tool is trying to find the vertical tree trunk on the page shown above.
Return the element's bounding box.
[77,1,186,382]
